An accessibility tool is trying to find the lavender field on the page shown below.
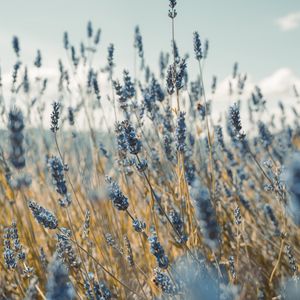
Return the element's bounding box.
[0,1,300,299]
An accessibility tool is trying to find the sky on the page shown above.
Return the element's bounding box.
[0,0,299,76]
[0,0,300,125]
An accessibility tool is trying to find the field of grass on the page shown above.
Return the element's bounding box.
[0,1,300,299]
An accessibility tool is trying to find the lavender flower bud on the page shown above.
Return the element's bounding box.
[134,26,144,68]
[163,133,174,161]
[169,209,188,243]
[285,244,298,276]
[48,156,71,207]
[234,206,242,225]
[63,32,69,50]
[214,125,225,150]
[87,20,93,38]
[286,152,300,225]
[3,236,17,269]
[107,44,114,77]
[168,0,177,19]
[175,111,186,152]
[34,49,42,68]
[176,58,187,90]
[68,107,75,126]
[50,102,60,133]
[12,36,20,57]
[28,200,58,230]
[124,236,134,267]
[8,107,26,169]
[46,254,75,300]
[56,228,80,268]
[135,158,148,172]
[193,31,203,60]
[123,70,135,99]
[153,268,178,295]
[94,28,101,45]
[82,210,90,239]
[3,222,26,270]
[229,256,236,280]
[233,62,238,78]
[190,180,220,250]
[148,232,169,269]
[258,121,273,149]
[229,103,245,140]
[105,176,129,211]
[203,39,209,59]
[211,75,217,94]
[121,120,142,155]
[132,218,146,232]
[23,67,30,93]
[93,280,112,300]
[166,65,175,95]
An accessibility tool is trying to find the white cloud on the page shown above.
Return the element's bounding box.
[260,68,300,99]
[208,68,300,129]
[212,68,299,103]
[276,12,300,31]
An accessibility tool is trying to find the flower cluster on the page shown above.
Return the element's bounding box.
[56,228,81,268]
[193,31,203,60]
[3,222,26,270]
[148,231,169,269]
[46,253,75,300]
[28,200,58,230]
[190,179,220,250]
[48,156,71,207]
[175,111,186,152]
[121,120,142,155]
[105,176,129,211]
[50,102,60,133]
[8,107,26,169]
[168,0,177,19]
[229,103,246,140]
[153,268,178,295]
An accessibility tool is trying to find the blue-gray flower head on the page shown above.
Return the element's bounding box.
[175,111,186,152]
[286,152,300,225]
[148,232,169,269]
[193,31,203,60]
[105,176,129,211]
[28,200,58,230]
[50,102,60,133]
[46,253,75,300]
[190,179,220,251]
[8,107,26,169]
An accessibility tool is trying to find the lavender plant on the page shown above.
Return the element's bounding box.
[0,2,299,299]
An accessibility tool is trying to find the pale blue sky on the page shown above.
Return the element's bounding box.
[0,0,299,81]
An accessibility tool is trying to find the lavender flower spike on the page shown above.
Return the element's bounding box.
[28,200,58,229]
[190,179,220,251]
